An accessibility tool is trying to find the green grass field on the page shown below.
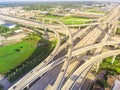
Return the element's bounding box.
[41,15,91,25]
[0,36,40,74]
[61,16,91,25]
[0,32,57,82]
[84,11,105,15]
[43,14,62,19]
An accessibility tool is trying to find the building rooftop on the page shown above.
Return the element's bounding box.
[1,23,16,27]
[113,80,120,90]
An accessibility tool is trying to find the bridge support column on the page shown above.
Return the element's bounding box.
[44,27,49,39]
[25,24,27,28]
[60,23,68,36]
[77,56,80,61]
[95,62,100,73]
[49,20,52,25]
[26,84,30,89]
[79,26,81,31]
[91,20,93,24]
[60,23,63,30]
[42,19,45,23]
[113,28,117,35]
[111,55,116,64]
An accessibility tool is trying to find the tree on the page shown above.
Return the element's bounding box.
[0,26,9,33]
[96,79,109,88]
[15,49,21,52]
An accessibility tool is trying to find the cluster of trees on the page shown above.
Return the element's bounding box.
[22,1,104,11]
[95,56,120,89]
[0,85,3,90]
[96,79,108,88]
[115,28,120,35]
[0,26,9,33]
[0,25,20,35]
[100,57,120,75]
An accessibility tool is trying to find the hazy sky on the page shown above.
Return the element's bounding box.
[0,0,119,2]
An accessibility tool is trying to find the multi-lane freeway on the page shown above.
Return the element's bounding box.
[0,5,120,90]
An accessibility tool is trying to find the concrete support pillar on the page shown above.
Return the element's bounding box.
[25,24,27,28]
[113,29,117,35]
[44,27,47,32]
[95,62,100,73]
[60,23,63,30]
[49,20,52,25]
[26,84,29,89]
[106,23,109,29]
[111,55,116,64]
[42,19,45,23]
[100,19,102,24]
[100,59,103,64]
[60,23,68,36]
[91,20,92,24]
[79,26,81,31]
[44,27,49,39]
[59,23,61,28]
[77,56,80,61]
[91,25,93,30]
[55,34,57,38]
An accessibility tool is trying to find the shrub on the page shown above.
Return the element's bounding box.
[106,70,116,76]
[15,49,21,52]
[0,85,4,90]
[96,79,109,88]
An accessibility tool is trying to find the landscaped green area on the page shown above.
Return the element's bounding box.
[40,15,91,25]
[0,33,57,82]
[100,56,120,75]
[115,28,120,35]
[61,16,91,25]
[94,56,120,89]
[43,14,62,19]
[0,25,20,34]
[0,33,40,74]
[0,26,9,33]
[0,85,3,90]
[0,25,21,37]
[84,10,105,15]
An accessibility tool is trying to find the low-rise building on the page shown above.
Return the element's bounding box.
[13,29,23,34]
[40,11,48,15]
[112,80,120,90]
[1,23,16,29]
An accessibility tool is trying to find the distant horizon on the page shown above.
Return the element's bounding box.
[0,0,119,2]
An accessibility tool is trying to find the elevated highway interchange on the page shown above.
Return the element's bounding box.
[0,5,120,90]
